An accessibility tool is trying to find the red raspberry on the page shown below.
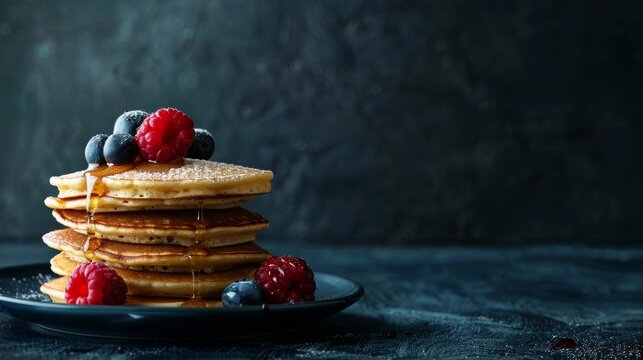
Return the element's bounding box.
[65,262,127,305]
[135,108,195,163]
[254,256,316,304]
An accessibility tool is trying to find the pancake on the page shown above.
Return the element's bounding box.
[43,229,272,273]
[52,208,269,247]
[45,194,254,212]
[51,159,273,199]
[40,277,223,307]
[50,253,257,298]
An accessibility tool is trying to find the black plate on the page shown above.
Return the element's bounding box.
[0,263,363,339]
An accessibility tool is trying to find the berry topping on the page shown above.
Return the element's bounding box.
[65,262,127,305]
[84,134,109,165]
[103,133,139,165]
[254,256,316,304]
[113,110,149,136]
[186,128,215,160]
[135,108,195,163]
[222,279,264,307]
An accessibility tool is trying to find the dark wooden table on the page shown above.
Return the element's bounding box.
[0,243,641,359]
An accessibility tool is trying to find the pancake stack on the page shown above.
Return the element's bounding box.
[40,159,274,307]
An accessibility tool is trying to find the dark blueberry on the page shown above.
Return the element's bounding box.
[103,133,138,165]
[222,280,263,307]
[84,134,109,165]
[113,110,149,136]
[186,128,215,160]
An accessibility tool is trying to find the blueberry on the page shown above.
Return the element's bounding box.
[222,280,263,307]
[84,134,109,165]
[186,128,215,160]
[103,133,138,165]
[113,110,149,136]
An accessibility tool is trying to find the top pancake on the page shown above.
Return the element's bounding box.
[50,159,273,199]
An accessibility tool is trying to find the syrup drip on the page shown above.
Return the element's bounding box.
[195,202,207,246]
[83,172,99,259]
[83,237,102,254]
[181,201,207,307]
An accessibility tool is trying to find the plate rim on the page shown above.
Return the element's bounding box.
[0,263,364,313]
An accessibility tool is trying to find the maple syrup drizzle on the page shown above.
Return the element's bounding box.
[181,201,208,307]
[82,163,139,259]
[77,161,209,307]
[83,171,99,259]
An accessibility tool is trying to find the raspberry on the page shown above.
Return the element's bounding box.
[65,262,127,305]
[254,256,316,304]
[135,108,195,163]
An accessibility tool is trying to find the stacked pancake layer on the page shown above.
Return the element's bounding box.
[41,159,273,307]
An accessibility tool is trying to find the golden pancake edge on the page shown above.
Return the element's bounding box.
[50,253,258,298]
[52,208,269,247]
[43,229,271,273]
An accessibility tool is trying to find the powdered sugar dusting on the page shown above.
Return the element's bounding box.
[0,272,54,302]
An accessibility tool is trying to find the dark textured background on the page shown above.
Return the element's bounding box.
[0,0,642,244]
